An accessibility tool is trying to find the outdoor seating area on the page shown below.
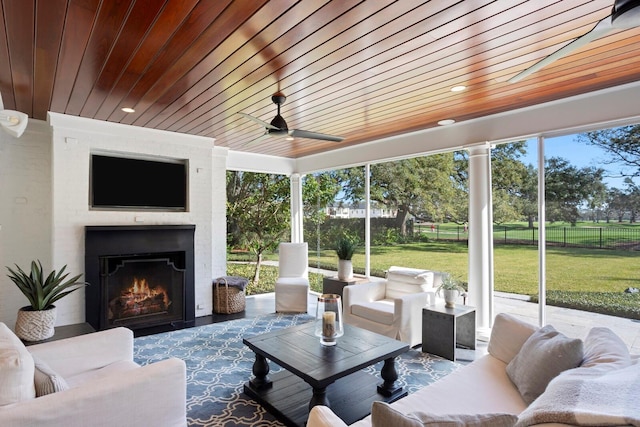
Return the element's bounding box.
[2,1,640,426]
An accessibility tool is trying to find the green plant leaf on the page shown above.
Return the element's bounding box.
[5,260,87,310]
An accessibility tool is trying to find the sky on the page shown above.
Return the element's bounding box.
[519,133,637,190]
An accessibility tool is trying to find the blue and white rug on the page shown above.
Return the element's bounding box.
[134,313,462,426]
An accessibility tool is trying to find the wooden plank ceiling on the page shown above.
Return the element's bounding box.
[1,0,639,158]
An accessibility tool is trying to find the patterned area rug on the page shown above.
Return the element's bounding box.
[134,313,462,426]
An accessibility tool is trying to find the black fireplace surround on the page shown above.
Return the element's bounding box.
[85,225,195,333]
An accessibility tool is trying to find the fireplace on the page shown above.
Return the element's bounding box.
[85,225,195,332]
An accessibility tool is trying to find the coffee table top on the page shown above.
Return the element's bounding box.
[243,322,409,389]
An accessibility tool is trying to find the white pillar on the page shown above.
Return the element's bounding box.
[537,136,547,327]
[467,144,494,340]
[290,173,304,243]
[365,164,371,277]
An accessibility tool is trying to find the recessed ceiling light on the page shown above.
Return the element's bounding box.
[450,85,466,92]
[438,119,456,126]
[121,107,135,113]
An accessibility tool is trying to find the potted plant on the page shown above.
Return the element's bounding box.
[335,236,357,281]
[436,273,465,308]
[6,260,87,341]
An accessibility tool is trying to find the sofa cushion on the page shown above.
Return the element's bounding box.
[371,402,517,427]
[350,300,394,325]
[0,322,36,405]
[506,324,583,404]
[581,327,631,372]
[487,313,538,364]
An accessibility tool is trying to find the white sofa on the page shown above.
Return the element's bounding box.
[309,313,640,427]
[343,266,444,347]
[0,322,187,427]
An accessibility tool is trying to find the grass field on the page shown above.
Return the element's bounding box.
[231,239,640,319]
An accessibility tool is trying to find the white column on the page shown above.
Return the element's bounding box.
[537,136,547,326]
[290,173,304,243]
[365,164,371,277]
[467,144,494,340]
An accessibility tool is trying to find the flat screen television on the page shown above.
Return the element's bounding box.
[90,154,188,211]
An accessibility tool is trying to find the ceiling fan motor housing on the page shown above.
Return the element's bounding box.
[611,0,640,27]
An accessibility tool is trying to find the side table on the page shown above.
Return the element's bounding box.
[422,304,476,361]
[322,275,368,298]
[22,322,95,346]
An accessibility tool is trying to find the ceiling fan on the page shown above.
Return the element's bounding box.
[239,92,344,145]
[0,94,28,138]
[509,0,640,83]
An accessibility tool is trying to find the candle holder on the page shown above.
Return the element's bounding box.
[314,294,344,346]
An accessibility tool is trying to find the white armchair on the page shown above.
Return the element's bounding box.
[275,242,310,313]
[0,322,187,427]
[343,266,442,347]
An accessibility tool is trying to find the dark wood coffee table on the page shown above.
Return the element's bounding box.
[243,322,409,426]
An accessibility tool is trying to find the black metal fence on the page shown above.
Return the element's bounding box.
[417,224,640,250]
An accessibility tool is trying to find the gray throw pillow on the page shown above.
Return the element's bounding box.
[371,401,517,427]
[506,324,583,404]
[33,355,69,397]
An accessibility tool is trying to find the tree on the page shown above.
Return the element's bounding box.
[578,125,640,178]
[226,171,290,284]
[338,155,458,236]
[545,157,605,225]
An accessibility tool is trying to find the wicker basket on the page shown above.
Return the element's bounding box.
[213,277,246,314]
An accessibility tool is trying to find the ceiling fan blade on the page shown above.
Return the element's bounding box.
[290,129,344,142]
[509,15,613,83]
[238,112,279,130]
[243,132,270,147]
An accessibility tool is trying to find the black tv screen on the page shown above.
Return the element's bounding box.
[90,154,187,211]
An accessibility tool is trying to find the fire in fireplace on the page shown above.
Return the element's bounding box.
[104,255,183,328]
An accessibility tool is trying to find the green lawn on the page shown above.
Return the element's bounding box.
[230,240,640,319]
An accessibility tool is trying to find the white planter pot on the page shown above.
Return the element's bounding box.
[15,305,57,341]
[443,289,459,308]
[337,259,353,281]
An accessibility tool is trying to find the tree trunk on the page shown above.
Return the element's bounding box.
[253,252,263,285]
[395,207,410,236]
[527,216,535,229]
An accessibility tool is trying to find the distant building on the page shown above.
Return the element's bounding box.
[325,203,397,219]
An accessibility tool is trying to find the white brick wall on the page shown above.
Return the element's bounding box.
[0,121,53,327]
[0,114,228,327]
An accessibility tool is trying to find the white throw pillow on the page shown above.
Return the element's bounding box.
[0,322,36,405]
[506,324,583,404]
[33,355,69,396]
[487,313,538,364]
[581,327,631,371]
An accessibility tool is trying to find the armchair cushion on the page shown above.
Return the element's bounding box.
[0,322,35,405]
[351,299,395,325]
[33,355,69,396]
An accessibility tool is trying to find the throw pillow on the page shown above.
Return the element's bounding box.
[33,355,69,396]
[371,402,518,427]
[0,322,36,405]
[487,313,537,364]
[580,327,630,371]
[506,324,583,404]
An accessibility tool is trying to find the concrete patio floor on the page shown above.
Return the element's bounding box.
[494,292,640,354]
